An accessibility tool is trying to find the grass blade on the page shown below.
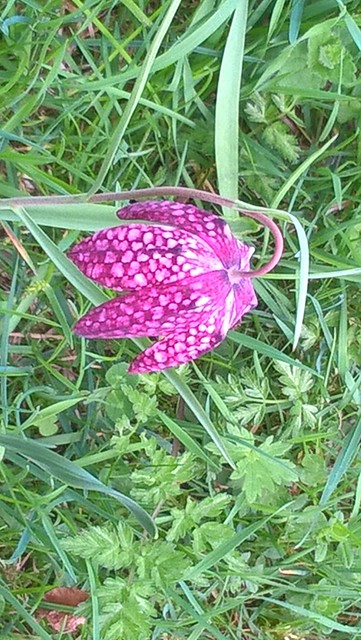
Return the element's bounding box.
[88,0,183,194]
[162,367,235,469]
[0,434,156,536]
[184,503,291,579]
[262,597,358,633]
[320,416,361,507]
[215,2,248,208]
[158,411,219,471]
[289,0,305,43]
[228,332,318,375]
[0,578,53,640]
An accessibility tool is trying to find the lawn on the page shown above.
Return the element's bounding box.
[1,0,361,638]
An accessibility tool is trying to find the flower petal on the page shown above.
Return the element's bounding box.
[68,223,223,291]
[128,296,241,373]
[73,271,231,339]
[116,201,252,269]
[129,327,225,373]
[230,280,258,329]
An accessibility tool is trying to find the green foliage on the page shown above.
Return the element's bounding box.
[244,93,302,166]
[223,426,297,504]
[96,578,157,640]
[214,368,269,426]
[167,494,232,542]
[62,522,190,584]
[63,524,189,639]
[275,362,318,433]
[62,523,136,570]
[104,362,176,425]
[231,437,296,503]
[300,452,328,486]
[131,447,199,505]
[307,29,357,86]
[192,521,234,553]
[262,121,300,163]
[105,363,158,423]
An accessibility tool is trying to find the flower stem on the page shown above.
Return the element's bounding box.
[0,186,284,277]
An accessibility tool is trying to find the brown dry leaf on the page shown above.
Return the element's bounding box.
[44,586,89,607]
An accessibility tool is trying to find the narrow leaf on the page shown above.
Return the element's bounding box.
[0,434,156,536]
[158,411,219,471]
[215,2,248,208]
[320,416,361,506]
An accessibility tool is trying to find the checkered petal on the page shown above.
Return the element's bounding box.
[72,271,231,339]
[129,311,226,373]
[68,223,223,291]
[129,285,256,373]
[230,280,258,329]
[116,200,251,269]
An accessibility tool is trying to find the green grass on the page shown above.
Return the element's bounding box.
[1,0,361,638]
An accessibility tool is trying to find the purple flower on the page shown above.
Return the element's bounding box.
[69,200,259,373]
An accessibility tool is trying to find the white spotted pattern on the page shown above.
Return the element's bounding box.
[69,200,258,373]
[69,223,223,291]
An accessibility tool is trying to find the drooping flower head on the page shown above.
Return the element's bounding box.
[69,200,282,373]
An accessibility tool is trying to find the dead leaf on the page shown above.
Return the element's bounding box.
[44,586,89,607]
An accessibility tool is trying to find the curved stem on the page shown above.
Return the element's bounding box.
[0,186,284,277]
[235,209,284,278]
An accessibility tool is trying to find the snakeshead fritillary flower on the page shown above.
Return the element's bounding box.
[69,200,259,373]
